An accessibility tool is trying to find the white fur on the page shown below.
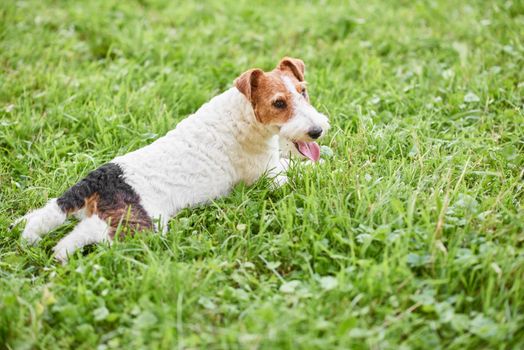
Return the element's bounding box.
[114,85,329,229]
[113,87,292,228]
[17,199,66,245]
[279,76,330,142]
[279,137,301,159]
[52,215,110,263]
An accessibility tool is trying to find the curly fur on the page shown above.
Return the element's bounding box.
[14,57,330,263]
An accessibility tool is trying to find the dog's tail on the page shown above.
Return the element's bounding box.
[56,166,111,214]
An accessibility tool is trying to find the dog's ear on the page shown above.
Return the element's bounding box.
[277,57,305,81]
[235,68,264,102]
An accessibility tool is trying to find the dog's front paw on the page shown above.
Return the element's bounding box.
[305,158,325,166]
[272,174,288,188]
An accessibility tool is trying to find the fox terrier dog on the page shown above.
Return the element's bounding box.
[13,57,330,263]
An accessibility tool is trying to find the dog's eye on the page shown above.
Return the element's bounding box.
[273,99,287,109]
[301,88,307,98]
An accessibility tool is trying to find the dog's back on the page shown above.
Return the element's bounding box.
[13,57,329,263]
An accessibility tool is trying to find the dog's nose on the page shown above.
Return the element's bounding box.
[307,127,323,139]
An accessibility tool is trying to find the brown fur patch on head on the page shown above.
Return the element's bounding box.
[234,68,264,104]
[277,57,305,82]
[235,57,308,125]
[251,70,294,125]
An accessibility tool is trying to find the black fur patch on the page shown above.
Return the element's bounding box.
[57,163,152,237]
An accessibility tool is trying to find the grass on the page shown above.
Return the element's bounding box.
[0,0,523,348]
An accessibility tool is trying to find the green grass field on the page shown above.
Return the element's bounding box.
[1,0,523,348]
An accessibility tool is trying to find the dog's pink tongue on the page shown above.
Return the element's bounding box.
[297,141,321,162]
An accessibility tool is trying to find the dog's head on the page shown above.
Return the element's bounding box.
[235,57,330,162]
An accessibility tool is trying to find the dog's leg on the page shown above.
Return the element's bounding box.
[12,199,67,245]
[273,173,288,187]
[268,158,289,188]
[52,215,110,264]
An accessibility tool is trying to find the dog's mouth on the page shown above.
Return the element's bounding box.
[293,141,321,162]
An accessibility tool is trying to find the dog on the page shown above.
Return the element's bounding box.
[12,57,330,263]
